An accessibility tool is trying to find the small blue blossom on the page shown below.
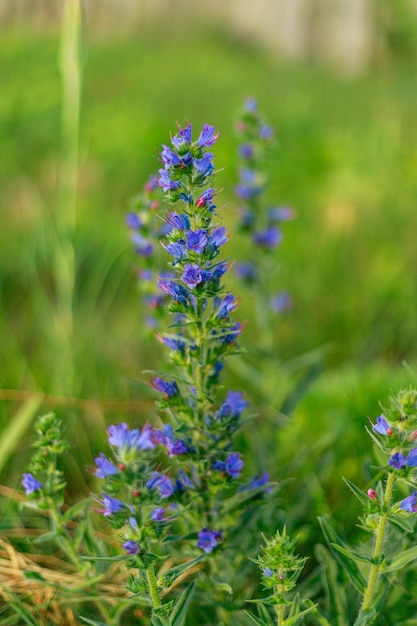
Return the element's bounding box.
[244,97,258,112]
[150,507,166,522]
[225,452,244,478]
[194,153,214,179]
[263,567,273,577]
[166,212,191,231]
[123,540,140,554]
[270,291,292,313]
[197,527,222,553]
[158,169,181,192]
[186,229,209,254]
[165,438,188,457]
[216,391,248,420]
[147,472,175,498]
[175,470,194,491]
[159,279,190,306]
[157,335,186,352]
[95,453,118,478]
[152,377,179,398]
[372,416,393,436]
[196,124,218,148]
[126,212,142,229]
[389,453,407,469]
[22,473,42,496]
[267,205,294,222]
[196,187,216,209]
[131,233,154,257]
[239,144,254,159]
[171,124,192,149]
[213,460,226,472]
[399,491,417,512]
[102,493,124,516]
[214,293,237,319]
[235,262,257,282]
[253,226,282,248]
[210,226,228,249]
[181,263,203,289]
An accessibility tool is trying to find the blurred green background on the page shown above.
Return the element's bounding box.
[1,0,417,561]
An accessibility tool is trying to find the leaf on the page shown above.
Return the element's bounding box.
[0,395,43,474]
[79,618,110,626]
[161,554,205,581]
[330,543,373,566]
[170,581,196,626]
[0,586,39,626]
[352,608,377,626]
[242,610,271,626]
[343,478,372,506]
[303,599,333,626]
[383,544,417,572]
[62,496,92,522]
[315,544,347,626]
[23,571,46,583]
[33,530,60,545]
[318,516,366,594]
[387,513,414,533]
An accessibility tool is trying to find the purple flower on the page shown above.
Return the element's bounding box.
[194,154,214,179]
[235,169,263,199]
[213,460,226,472]
[239,472,270,492]
[210,226,228,248]
[267,206,294,222]
[175,470,194,491]
[22,473,42,496]
[107,423,155,451]
[225,452,244,478]
[399,491,417,512]
[136,424,156,450]
[159,279,190,306]
[186,230,208,254]
[165,241,187,260]
[271,291,292,313]
[158,169,181,192]
[263,567,273,578]
[95,453,118,478]
[259,124,273,139]
[171,124,192,149]
[144,174,159,192]
[152,377,179,398]
[197,527,222,554]
[389,453,407,469]
[166,212,190,231]
[147,472,175,498]
[131,233,154,257]
[123,540,140,554]
[216,391,248,420]
[239,144,254,159]
[102,493,123,516]
[220,322,243,345]
[196,187,216,209]
[214,293,237,319]
[372,416,393,436]
[150,507,166,522]
[211,261,228,281]
[253,226,282,248]
[181,263,203,289]
[196,124,218,148]
[158,335,186,352]
[244,98,258,112]
[406,448,417,466]
[235,262,257,282]
[165,438,188,457]
[126,212,142,229]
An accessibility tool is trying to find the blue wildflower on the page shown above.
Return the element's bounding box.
[263,567,273,577]
[165,241,187,261]
[158,169,181,192]
[147,472,175,498]
[186,230,209,254]
[225,452,244,478]
[175,470,194,491]
[239,144,254,159]
[213,460,226,472]
[194,153,214,179]
[181,263,203,289]
[267,205,294,222]
[152,377,179,398]
[22,473,42,496]
[95,453,118,478]
[210,226,228,249]
[123,540,140,554]
[399,491,417,512]
[159,279,190,306]
[235,262,257,282]
[126,212,142,229]
[196,124,218,148]
[216,391,248,420]
[102,493,123,516]
[150,507,166,522]
[270,291,292,313]
[166,212,191,231]
[253,226,282,248]
[131,233,154,257]
[389,453,407,469]
[372,416,393,436]
[197,527,222,553]
[214,293,237,319]
[171,124,192,149]
[157,335,186,352]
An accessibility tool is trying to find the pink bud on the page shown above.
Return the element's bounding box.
[367,489,377,500]
[409,430,417,441]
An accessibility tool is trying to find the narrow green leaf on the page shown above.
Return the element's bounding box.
[62,496,92,522]
[79,618,110,626]
[318,516,366,593]
[0,395,42,474]
[170,581,196,626]
[343,478,372,506]
[33,530,60,545]
[353,608,377,626]
[315,544,347,626]
[243,610,271,626]
[304,599,333,626]
[162,554,205,580]
[383,544,417,572]
[387,513,414,533]
[23,571,46,583]
[0,587,39,626]
[330,543,373,566]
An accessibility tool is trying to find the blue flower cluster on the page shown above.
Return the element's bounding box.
[94,123,271,563]
[234,98,294,315]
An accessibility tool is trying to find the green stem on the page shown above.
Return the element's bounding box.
[55,0,82,393]
[146,565,162,609]
[356,471,396,621]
